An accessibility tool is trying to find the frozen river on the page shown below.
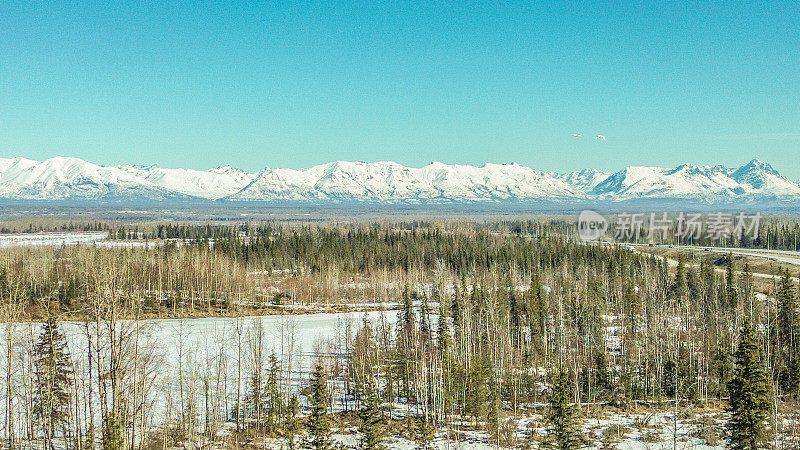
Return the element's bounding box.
[0,231,153,248]
[1,309,400,433]
[0,231,109,247]
[0,231,223,249]
[108,310,399,381]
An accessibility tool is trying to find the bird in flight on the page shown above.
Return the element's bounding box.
[572,133,582,138]
[595,134,606,141]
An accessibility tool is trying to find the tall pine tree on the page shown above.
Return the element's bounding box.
[32,317,74,450]
[776,269,800,396]
[671,256,687,300]
[727,319,771,449]
[308,363,331,450]
[725,253,737,310]
[266,353,283,433]
[711,345,732,399]
[358,375,385,450]
[285,395,300,450]
[544,370,584,450]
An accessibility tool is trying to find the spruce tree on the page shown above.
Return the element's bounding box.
[662,359,677,398]
[32,317,74,450]
[467,357,490,425]
[246,365,264,429]
[400,285,415,329]
[509,282,523,348]
[102,414,123,450]
[593,349,612,396]
[285,395,300,450]
[725,253,737,310]
[358,377,385,449]
[266,353,283,433]
[727,319,771,449]
[487,378,501,446]
[776,269,800,395]
[308,363,331,450]
[419,293,432,345]
[544,370,583,450]
[413,417,435,448]
[436,303,454,418]
[671,256,687,300]
[712,346,732,399]
[436,303,451,354]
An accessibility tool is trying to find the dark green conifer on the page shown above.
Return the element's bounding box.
[727,319,771,449]
[593,349,612,395]
[358,377,385,449]
[712,345,732,399]
[436,303,451,354]
[285,395,300,450]
[777,269,800,395]
[544,370,584,450]
[308,363,331,449]
[671,255,688,300]
[266,353,283,433]
[32,317,74,450]
[725,253,737,310]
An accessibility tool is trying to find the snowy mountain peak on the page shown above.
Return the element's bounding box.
[588,160,800,200]
[557,168,612,192]
[730,159,790,191]
[0,156,797,204]
[740,158,777,173]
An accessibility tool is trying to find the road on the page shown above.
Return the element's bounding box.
[641,244,800,266]
[629,243,800,282]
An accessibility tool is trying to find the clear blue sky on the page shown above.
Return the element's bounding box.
[1,1,798,176]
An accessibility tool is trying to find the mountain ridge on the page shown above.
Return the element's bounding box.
[0,156,796,204]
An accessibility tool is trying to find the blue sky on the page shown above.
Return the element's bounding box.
[1,1,798,176]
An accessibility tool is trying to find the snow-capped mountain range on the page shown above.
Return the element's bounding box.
[0,156,797,204]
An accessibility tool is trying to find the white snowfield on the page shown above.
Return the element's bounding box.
[0,156,796,203]
[3,311,733,449]
[0,231,108,248]
[0,232,157,248]
[0,311,399,435]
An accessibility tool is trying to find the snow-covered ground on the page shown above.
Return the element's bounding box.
[262,409,730,449]
[0,309,400,433]
[3,311,793,448]
[0,232,173,248]
[0,231,108,247]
